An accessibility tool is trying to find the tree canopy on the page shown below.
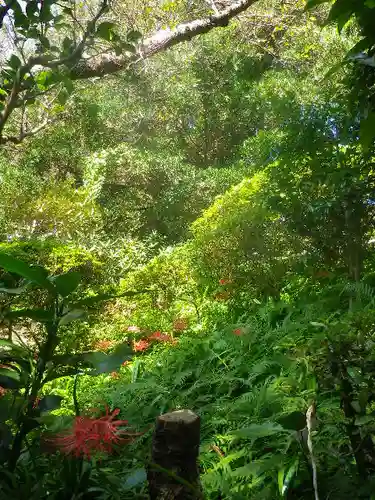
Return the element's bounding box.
[1,1,375,499]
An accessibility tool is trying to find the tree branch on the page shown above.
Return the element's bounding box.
[0,0,109,139]
[0,0,258,144]
[0,0,16,28]
[70,0,258,79]
[1,118,54,144]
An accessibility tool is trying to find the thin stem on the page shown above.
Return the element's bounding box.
[73,373,80,416]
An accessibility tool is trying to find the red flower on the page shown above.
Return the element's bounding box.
[133,339,150,352]
[219,278,231,285]
[149,331,172,342]
[111,371,120,379]
[47,407,132,459]
[122,360,130,367]
[232,328,242,336]
[95,340,113,351]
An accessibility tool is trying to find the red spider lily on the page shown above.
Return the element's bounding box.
[122,360,130,367]
[173,318,188,331]
[133,339,150,352]
[47,407,134,459]
[111,371,120,379]
[232,328,242,336]
[149,331,172,342]
[0,386,7,397]
[94,340,114,351]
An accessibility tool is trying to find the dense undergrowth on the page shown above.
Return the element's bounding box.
[2,0,375,498]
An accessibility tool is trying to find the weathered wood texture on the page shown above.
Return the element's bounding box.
[147,409,202,500]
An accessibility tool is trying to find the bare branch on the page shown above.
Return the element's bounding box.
[70,0,259,79]
[1,118,53,144]
[0,0,109,139]
[0,0,16,28]
[0,0,258,144]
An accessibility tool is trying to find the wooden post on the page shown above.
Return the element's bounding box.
[147,409,202,500]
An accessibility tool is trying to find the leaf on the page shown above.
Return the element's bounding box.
[43,367,78,383]
[0,340,29,357]
[127,30,142,43]
[96,22,116,41]
[26,1,39,18]
[50,271,81,297]
[230,422,287,440]
[281,459,299,495]
[0,286,26,295]
[39,35,51,49]
[57,89,69,105]
[8,55,22,70]
[86,343,133,375]
[7,308,53,323]
[0,254,51,290]
[355,415,375,426]
[276,412,306,431]
[59,309,86,326]
[0,367,21,389]
[360,112,375,150]
[123,468,147,489]
[38,395,63,413]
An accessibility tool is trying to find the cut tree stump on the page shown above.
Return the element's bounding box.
[147,409,202,500]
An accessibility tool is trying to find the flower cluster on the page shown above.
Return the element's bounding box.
[232,328,243,336]
[133,339,150,352]
[47,407,133,459]
[94,339,114,351]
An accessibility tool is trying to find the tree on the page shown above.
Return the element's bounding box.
[0,0,261,145]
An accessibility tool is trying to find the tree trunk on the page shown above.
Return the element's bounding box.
[147,409,202,500]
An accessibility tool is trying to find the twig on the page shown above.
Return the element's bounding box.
[306,403,319,500]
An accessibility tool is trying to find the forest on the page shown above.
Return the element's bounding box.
[0,0,375,498]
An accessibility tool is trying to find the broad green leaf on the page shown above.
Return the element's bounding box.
[8,55,22,70]
[282,459,299,496]
[50,271,81,297]
[59,309,86,326]
[277,411,306,431]
[96,22,116,41]
[7,308,53,323]
[0,286,26,295]
[0,254,51,289]
[0,367,21,389]
[26,1,39,18]
[38,395,63,412]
